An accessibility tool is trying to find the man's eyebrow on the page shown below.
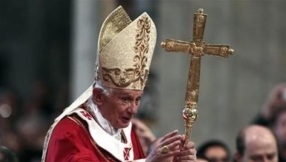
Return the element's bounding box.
[116,93,134,97]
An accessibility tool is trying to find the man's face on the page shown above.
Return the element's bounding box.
[240,138,278,162]
[205,146,230,162]
[269,87,286,114]
[99,88,143,129]
[274,111,286,147]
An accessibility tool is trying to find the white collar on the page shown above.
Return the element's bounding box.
[86,98,122,140]
[71,108,133,161]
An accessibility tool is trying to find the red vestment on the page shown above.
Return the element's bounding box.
[45,114,145,162]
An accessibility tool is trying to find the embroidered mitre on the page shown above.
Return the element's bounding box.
[95,6,157,90]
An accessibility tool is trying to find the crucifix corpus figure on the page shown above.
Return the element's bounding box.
[161,8,234,145]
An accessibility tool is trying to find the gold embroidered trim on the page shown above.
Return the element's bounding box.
[99,6,132,52]
[69,115,116,162]
[68,116,88,132]
[90,138,118,162]
[102,15,151,89]
[41,123,55,162]
[121,131,127,144]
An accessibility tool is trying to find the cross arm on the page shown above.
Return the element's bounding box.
[204,44,234,57]
[161,39,190,53]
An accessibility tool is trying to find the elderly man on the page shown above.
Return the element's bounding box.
[41,6,197,162]
[235,125,278,162]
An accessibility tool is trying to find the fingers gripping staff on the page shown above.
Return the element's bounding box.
[146,130,197,162]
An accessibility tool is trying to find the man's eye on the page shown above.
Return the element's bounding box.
[250,156,261,161]
[136,97,141,102]
[121,97,129,102]
[267,154,276,160]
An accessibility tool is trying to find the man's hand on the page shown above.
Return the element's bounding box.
[146,131,197,162]
[173,135,197,162]
[146,130,181,162]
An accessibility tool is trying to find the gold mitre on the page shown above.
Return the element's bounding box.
[95,6,157,91]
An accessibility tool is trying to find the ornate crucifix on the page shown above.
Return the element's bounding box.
[161,8,234,144]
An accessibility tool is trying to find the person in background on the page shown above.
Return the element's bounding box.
[197,140,231,162]
[235,125,278,162]
[0,146,18,162]
[131,118,156,155]
[271,105,286,162]
[197,157,209,162]
[252,82,286,127]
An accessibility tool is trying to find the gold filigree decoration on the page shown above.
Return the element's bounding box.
[102,15,151,89]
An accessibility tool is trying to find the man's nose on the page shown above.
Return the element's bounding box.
[128,102,138,114]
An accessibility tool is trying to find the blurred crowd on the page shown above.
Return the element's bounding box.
[0,80,68,162]
[1,81,286,162]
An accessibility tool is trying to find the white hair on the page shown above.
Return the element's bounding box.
[94,82,113,96]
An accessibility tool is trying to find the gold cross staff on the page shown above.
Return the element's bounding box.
[161,8,234,145]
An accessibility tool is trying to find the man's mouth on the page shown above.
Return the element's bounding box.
[122,117,131,123]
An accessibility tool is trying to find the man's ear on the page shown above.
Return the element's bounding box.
[92,88,104,105]
[234,152,242,162]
